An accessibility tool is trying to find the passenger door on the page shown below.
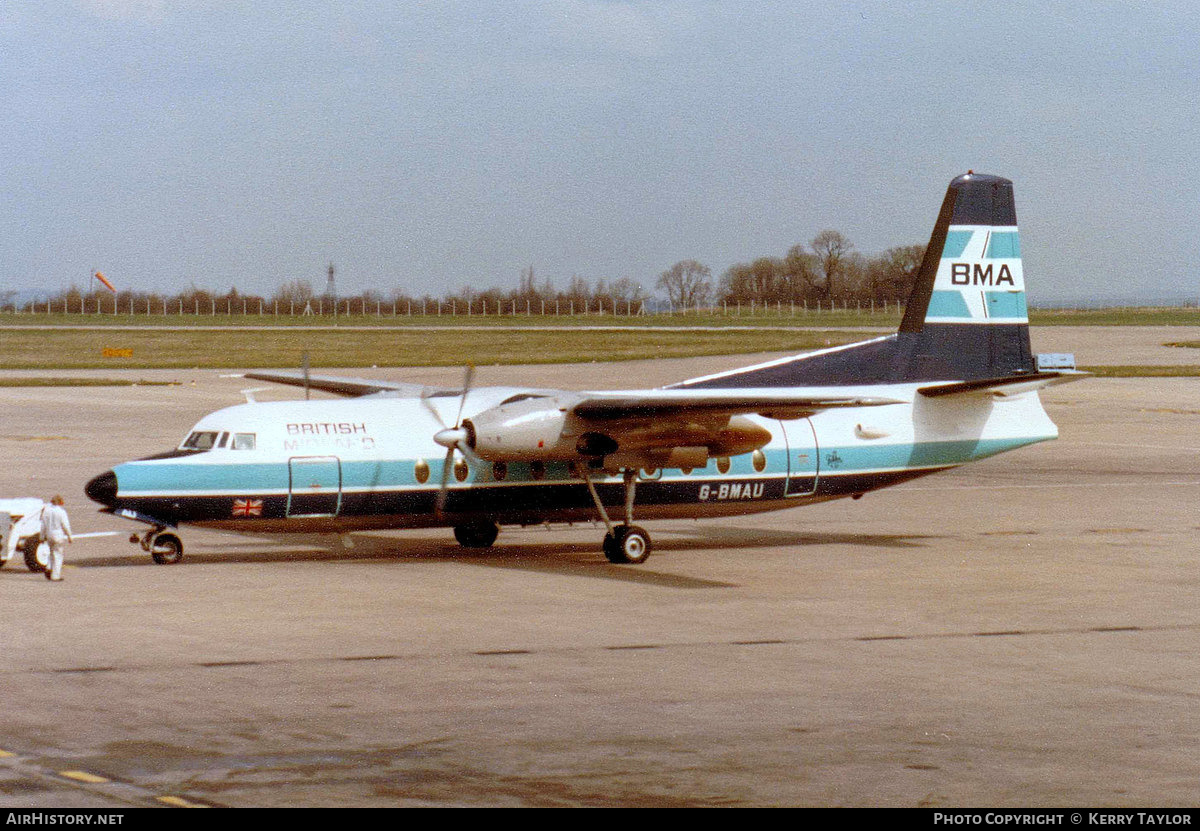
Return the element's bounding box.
[287,456,342,517]
[781,419,819,497]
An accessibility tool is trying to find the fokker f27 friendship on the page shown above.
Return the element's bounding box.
[86,173,1082,565]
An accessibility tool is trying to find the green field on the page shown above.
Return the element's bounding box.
[1079,365,1200,377]
[0,326,863,370]
[2,308,1200,372]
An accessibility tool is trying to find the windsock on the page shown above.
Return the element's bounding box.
[94,271,116,293]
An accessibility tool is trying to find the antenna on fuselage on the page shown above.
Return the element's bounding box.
[302,351,311,400]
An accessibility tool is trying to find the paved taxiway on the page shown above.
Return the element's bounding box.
[1,326,1199,807]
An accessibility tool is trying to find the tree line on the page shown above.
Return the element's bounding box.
[20,231,924,315]
[30,269,652,316]
[656,232,925,310]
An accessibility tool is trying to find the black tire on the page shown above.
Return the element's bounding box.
[603,525,651,565]
[453,521,500,549]
[150,533,183,565]
[22,537,44,573]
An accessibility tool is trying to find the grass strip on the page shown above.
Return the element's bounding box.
[1079,365,1200,377]
[0,377,179,387]
[0,328,861,370]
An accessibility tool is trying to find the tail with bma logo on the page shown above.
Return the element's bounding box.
[675,172,1042,390]
[895,171,1034,380]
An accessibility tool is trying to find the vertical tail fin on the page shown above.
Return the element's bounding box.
[675,172,1037,390]
[897,172,1034,379]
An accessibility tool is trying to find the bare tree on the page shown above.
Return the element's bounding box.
[656,260,712,308]
[609,277,648,309]
[810,230,853,303]
[783,244,820,302]
[871,244,925,302]
[272,279,315,306]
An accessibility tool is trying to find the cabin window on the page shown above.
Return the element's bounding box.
[414,459,430,484]
[232,433,256,451]
[752,449,767,472]
[716,456,731,474]
[492,462,507,481]
[182,431,220,451]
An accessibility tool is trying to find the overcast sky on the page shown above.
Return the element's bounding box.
[2,1,1196,305]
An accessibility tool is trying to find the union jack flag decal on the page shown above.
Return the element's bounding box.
[232,498,263,517]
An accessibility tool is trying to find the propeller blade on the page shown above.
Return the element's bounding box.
[453,364,475,428]
[432,365,476,515]
[434,446,455,514]
[456,439,483,466]
[420,388,448,429]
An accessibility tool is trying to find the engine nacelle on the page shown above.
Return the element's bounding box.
[465,395,587,462]
[464,397,775,466]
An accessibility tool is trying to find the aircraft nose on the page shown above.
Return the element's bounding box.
[85,470,118,507]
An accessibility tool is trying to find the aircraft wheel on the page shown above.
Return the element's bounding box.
[22,537,44,572]
[150,533,183,565]
[454,521,500,549]
[603,525,651,565]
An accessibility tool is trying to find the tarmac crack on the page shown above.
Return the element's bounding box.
[2,622,1192,679]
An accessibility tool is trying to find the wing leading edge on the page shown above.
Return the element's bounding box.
[241,370,434,398]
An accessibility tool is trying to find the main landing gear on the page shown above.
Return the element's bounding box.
[453,520,500,549]
[583,468,652,565]
[131,528,184,565]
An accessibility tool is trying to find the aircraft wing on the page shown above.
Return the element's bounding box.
[463,388,908,465]
[241,371,433,398]
[571,390,905,421]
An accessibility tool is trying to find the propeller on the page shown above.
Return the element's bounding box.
[420,365,478,514]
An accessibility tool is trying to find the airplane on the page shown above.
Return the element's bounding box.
[84,172,1083,566]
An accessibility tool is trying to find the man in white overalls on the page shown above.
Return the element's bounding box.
[39,495,72,582]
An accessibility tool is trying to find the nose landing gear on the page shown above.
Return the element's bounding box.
[136,529,184,565]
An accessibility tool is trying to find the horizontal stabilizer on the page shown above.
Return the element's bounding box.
[918,370,1088,399]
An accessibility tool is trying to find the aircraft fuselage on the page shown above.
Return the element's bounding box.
[88,383,1057,535]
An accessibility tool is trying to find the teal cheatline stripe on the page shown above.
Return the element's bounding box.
[985,291,1027,319]
[985,231,1021,259]
[941,230,973,259]
[821,435,1052,473]
[119,462,288,492]
[926,290,972,319]
[115,447,801,495]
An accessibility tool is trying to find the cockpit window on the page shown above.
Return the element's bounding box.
[232,433,256,451]
[217,432,229,449]
[182,431,220,450]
